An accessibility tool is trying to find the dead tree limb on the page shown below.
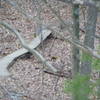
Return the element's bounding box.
[60,34,100,60]
[43,69,72,78]
[0,21,58,76]
[0,29,51,76]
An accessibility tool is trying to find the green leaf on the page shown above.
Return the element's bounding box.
[64,74,94,100]
[92,58,100,70]
[81,52,92,62]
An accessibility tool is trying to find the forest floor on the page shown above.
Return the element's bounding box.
[0,0,100,100]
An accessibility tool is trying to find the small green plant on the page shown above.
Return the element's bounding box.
[64,74,94,100]
[64,46,100,100]
[92,45,100,70]
[92,58,100,70]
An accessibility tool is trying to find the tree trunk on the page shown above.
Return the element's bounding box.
[80,5,98,100]
[72,4,80,75]
[72,4,80,100]
[80,6,98,75]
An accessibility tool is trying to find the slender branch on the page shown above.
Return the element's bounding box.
[60,35,100,60]
[0,21,58,73]
[0,29,51,76]
[43,69,72,78]
[48,27,100,60]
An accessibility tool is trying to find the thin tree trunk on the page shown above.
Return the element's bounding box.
[72,4,80,100]
[97,72,100,99]
[80,5,98,100]
[72,4,80,75]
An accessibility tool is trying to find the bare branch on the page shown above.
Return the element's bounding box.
[60,34,100,60]
[0,21,58,74]
[0,29,51,76]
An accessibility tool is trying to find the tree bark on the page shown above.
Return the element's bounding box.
[80,5,98,100]
[72,4,80,100]
[80,6,98,75]
[72,4,80,75]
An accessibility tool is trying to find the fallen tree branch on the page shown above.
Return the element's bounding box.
[43,69,72,78]
[35,67,72,78]
[0,29,51,77]
[60,34,100,60]
[0,21,58,76]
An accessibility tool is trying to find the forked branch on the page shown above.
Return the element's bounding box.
[0,21,58,73]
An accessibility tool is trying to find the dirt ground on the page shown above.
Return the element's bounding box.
[0,0,100,100]
[0,0,73,100]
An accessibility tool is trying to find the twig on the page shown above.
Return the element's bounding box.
[43,70,71,78]
[60,33,100,60]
